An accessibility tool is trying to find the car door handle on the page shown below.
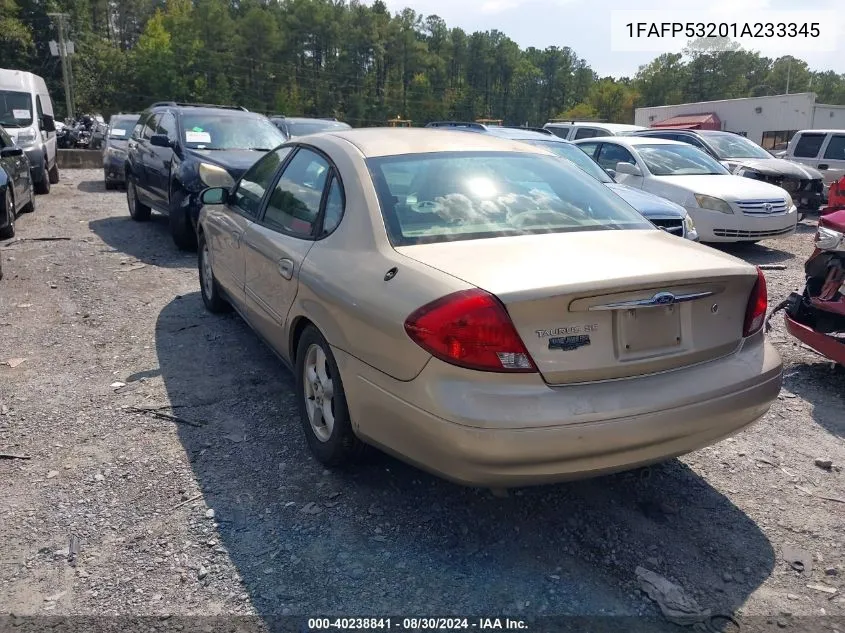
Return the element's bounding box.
[818,164,829,170]
[231,231,242,247]
[278,258,294,280]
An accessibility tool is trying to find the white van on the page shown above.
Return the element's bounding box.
[543,121,646,141]
[782,129,845,193]
[0,69,59,194]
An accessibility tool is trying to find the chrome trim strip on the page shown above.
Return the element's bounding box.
[588,290,714,311]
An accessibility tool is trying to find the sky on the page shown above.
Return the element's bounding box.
[378,0,845,78]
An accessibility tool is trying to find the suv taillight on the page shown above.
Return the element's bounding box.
[404,289,537,373]
[743,267,768,337]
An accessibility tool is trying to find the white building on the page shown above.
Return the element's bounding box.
[635,93,845,149]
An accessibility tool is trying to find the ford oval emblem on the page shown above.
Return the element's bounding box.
[652,292,676,305]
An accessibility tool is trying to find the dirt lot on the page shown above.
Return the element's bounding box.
[1,169,843,629]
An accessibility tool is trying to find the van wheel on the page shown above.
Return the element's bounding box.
[34,160,50,195]
[295,326,367,467]
[48,163,59,184]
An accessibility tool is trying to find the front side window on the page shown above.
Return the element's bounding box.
[232,147,292,219]
[636,144,729,176]
[263,148,330,237]
[142,114,160,140]
[0,90,33,127]
[368,151,653,247]
[546,126,570,139]
[596,144,636,171]
[158,113,177,141]
[180,113,286,150]
[823,135,845,161]
[793,133,826,158]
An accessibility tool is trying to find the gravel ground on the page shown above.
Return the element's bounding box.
[0,170,843,629]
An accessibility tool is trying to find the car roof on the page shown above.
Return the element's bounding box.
[576,136,686,147]
[483,127,568,142]
[545,122,646,132]
[277,117,348,124]
[321,128,555,158]
[792,129,845,135]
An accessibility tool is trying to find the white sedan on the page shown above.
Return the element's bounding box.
[574,136,798,243]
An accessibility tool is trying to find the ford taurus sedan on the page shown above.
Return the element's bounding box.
[196,129,783,488]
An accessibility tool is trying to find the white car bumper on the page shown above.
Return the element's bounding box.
[687,206,798,243]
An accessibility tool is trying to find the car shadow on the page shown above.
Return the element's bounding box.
[77,180,106,193]
[152,290,776,626]
[714,242,796,266]
[783,362,845,440]
[88,215,194,268]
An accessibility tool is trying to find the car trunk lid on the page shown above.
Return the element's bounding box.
[396,230,757,384]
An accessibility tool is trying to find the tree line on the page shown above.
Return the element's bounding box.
[3,0,845,126]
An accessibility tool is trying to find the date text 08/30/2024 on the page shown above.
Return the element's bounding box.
[307,618,528,630]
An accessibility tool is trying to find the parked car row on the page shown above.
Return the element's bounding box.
[0,124,37,280]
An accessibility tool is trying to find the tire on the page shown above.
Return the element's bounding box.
[0,192,15,240]
[126,176,151,221]
[169,196,197,251]
[198,232,231,314]
[105,179,116,191]
[33,159,50,195]
[48,162,59,185]
[295,325,367,467]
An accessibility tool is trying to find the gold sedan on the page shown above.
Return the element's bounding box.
[196,129,783,488]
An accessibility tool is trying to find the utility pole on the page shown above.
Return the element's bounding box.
[48,13,74,120]
[785,57,792,95]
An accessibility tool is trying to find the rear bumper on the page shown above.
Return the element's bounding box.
[338,335,783,487]
[785,313,845,364]
[689,206,797,242]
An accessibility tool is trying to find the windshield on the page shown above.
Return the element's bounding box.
[180,114,286,150]
[108,116,139,139]
[368,151,652,246]
[287,120,351,137]
[525,139,613,183]
[704,134,772,159]
[0,90,33,128]
[637,144,730,176]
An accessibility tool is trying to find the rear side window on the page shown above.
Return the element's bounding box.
[321,176,344,236]
[823,135,845,161]
[546,126,570,139]
[574,127,603,140]
[793,133,826,158]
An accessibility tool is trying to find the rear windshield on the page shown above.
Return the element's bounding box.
[180,113,286,150]
[524,139,613,183]
[367,151,652,246]
[108,116,139,139]
[0,90,33,128]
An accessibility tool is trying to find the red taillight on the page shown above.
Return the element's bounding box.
[404,289,537,373]
[743,267,768,337]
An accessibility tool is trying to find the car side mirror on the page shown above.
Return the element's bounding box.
[615,162,642,177]
[150,134,172,149]
[41,114,56,133]
[0,146,24,158]
[200,187,229,205]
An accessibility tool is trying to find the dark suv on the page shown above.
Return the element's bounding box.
[125,102,286,250]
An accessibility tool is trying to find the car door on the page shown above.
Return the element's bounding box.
[134,113,160,201]
[789,132,826,173]
[148,111,177,206]
[0,126,28,211]
[242,146,331,353]
[205,146,294,308]
[818,133,845,188]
